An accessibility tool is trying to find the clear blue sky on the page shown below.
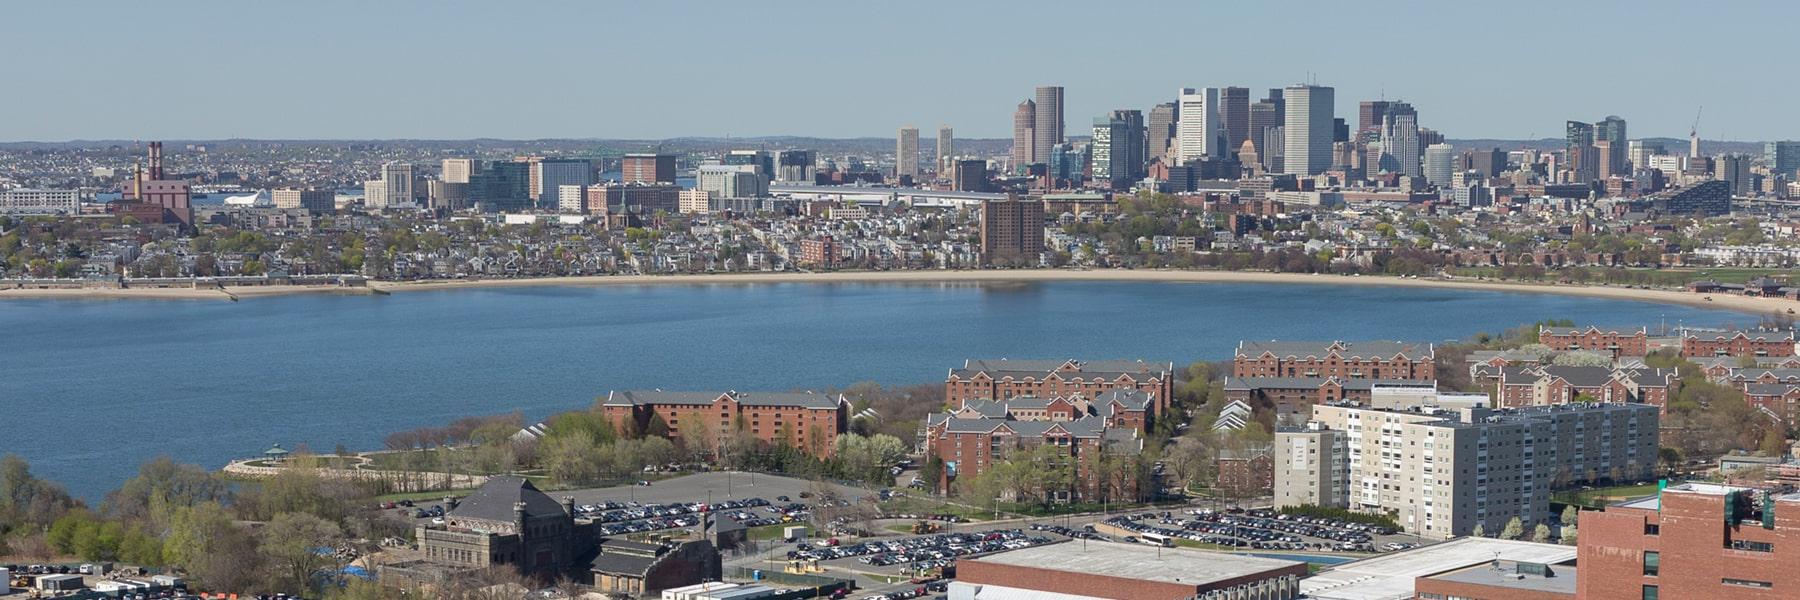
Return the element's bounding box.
[4,0,1793,142]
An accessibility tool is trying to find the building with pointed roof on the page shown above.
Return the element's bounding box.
[600,390,848,457]
[944,358,1174,422]
[1233,340,1435,381]
[923,399,1144,501]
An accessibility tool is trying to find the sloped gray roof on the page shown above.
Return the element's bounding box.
[609,390,842,410]
[1235,340,1433,360]
[952,358,1173,380]
[1730,368,1800,381]
[450,476,566,523]
[1539,366,1618,388]
[1687,330,1794,342]
[1744,383,1797,396]
[1223,376,1425,391]
[1095,389,1151,413]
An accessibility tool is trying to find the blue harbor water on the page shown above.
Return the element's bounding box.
[0,281,1751,500]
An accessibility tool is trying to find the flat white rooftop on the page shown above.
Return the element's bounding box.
[966,540,1302,586]
[1299,538,1577,600]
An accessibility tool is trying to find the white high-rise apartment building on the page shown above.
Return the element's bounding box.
[556,184,588,214]
[380,162,415,209]
[362,179,388,209]
[441,158,478,184]
[1176,87,1222,165]
[1282,85,1334,175]
[1275,400,1658,539]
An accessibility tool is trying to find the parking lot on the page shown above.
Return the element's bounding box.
[1100,508,1422,553]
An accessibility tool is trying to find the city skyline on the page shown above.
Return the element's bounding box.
[3,1,1797,142]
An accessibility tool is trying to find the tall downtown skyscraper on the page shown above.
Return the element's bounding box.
[896,126,921,179]
[936,125,954,173]
[1595,115,1628,175]
[1176,87,1223,164]
[1282,84,1334,175]
[1012,99,1036,168]
[1248,90,1284,172]
[1092,109,1145,186]
[1423,143,1456,188]
[1146,102,1177,165]
[1378,102,1420,177]
[1220,87,1251,151]
[1032,86,1064,165]
[1357,100,1390,136]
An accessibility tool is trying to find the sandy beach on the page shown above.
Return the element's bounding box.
[0,269,1790,316]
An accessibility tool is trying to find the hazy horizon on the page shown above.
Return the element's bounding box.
[5,0,1795,142]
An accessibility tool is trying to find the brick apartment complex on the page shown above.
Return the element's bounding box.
[1276,402,1659,539]
[944,389,1155,431]
[951,541,1304,600]
[1681,330,1796,358]
[1223,376,1429,424]
[1540,325,1649,358]
[979,197,1045,264]
[1216,446,1275,497]
[923,408,1142,501]
[1579,482,1800,600]
[1233,340,1435,380]
[944,358,1174,419]
[600,391,847,456]
[1729,368,1800,429]
[1480,365,1679,410]
[798,235,839,268]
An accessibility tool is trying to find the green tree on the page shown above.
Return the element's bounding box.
[261,512,344,594]
[1561,505,1579,527]
[1532,523,1552,543]
[1471,523,1486,538]
[1500,517,1525,540]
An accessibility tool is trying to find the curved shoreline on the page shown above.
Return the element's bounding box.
[0,269,1787,316]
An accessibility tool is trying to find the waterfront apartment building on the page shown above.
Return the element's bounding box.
[923,410,1142,501]
[1681,330,1796,358]
[599,390,848,457]
[1578,482,1800,600]
[620,153,677,184]
[978,197,1044,265]
[798,235,838,268]
[0,188,80,215]
[1274,401,1659,539]
[1540,325,1649,357]
[1233,340,1435,381]
[271,188,334,213]
[380,162,417,210]
[1223,377,1432,424]
[1485,365,1678,410]
[945,359,1175,416]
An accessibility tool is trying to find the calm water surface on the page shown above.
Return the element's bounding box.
[0,281,1750,499]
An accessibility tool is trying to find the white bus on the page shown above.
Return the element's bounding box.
[1138,532,1175,547]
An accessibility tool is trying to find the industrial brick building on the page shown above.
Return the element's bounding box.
[600,390,848,457]
[1233,340,1435,381]
[1578,482,1800,600]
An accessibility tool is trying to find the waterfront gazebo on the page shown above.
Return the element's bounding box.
[262,444,291,462]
